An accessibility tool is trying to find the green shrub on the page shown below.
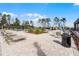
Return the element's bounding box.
[32,28,43,34]
[33,29,39,34]
[25,27,45,34]
[28,28,33,33]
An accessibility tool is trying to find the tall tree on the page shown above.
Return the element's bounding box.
[45,18,51,28]
[7,14,11,29]
[38,18,46,29]
[13,18,20,29]
[1,14,7,29]
[53,17,60,29]
[24,20,29,29]
[22,21,25,29]
[1,14,7,25]
[38,18,51,29]
[38,19,42,27]
[30,20,33,27]
[0,13,2,28]
[60,18,66,30]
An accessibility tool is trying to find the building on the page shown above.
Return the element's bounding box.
[74,18,79,31]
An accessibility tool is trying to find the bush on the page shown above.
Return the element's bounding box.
[32,28,44,34]
[25,28,45,34]
[28,28,33,33]
[33,29,39,34]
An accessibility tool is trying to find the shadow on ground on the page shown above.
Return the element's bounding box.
[49,34,61,38]
[53,40,62,46]
[53,40,69,48]
[34,42,46,56]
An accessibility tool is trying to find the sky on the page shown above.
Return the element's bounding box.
[0,3,79,27]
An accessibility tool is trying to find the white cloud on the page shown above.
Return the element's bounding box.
[25,13,33,17]
[19,13,48,26]
[2,12,18,17]
[20,13,47,19]
[74,3,79,6]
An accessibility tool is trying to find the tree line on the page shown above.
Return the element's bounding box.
[0,13,66,30]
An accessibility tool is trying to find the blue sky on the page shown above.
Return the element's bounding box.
[0,3,79,27]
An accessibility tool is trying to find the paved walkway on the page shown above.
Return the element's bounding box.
[0,30,79,56]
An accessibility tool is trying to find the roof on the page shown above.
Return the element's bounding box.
[74,18,79,24]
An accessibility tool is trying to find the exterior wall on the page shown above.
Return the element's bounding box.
[74,19,79,31]
[74,23,79,31]
[77,24,79,31]
[74,23,76,30]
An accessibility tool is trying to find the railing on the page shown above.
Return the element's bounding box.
[70,30,79,39]
[70,30,79,50]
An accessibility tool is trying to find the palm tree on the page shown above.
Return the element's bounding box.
[45,18,51,29]
[38,18,51,29]
[38,18,46,29]
[53,17,60,29]
[7,14,11,29]
[24,20,29,29]
[60,18,66,31]
[38,18,43,28]
[42,18,46,28]
[38,19,41,27]
[22,21,25,29]
[30,20,34,28]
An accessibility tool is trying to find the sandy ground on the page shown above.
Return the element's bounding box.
[0,30,79,56]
